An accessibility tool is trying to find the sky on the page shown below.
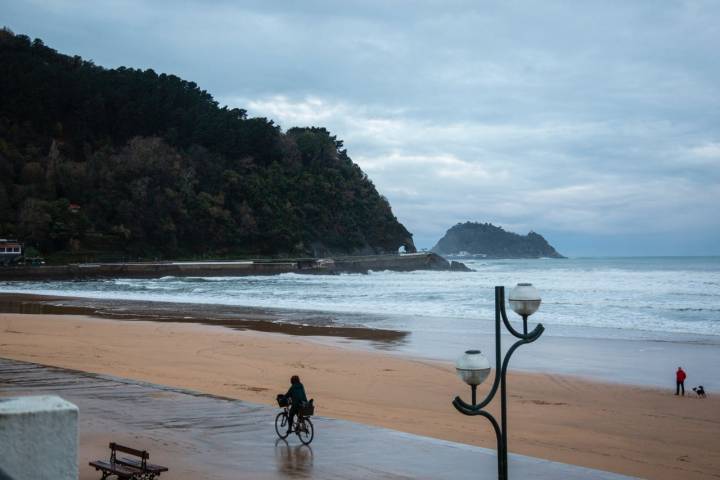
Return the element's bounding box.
[4,0,720,256]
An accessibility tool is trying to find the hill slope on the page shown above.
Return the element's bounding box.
[432,222,564,258]
[0,29,415,260]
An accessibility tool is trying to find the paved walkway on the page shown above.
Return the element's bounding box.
[0,358,634,479]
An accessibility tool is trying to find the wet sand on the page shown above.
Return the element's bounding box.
[1,312,719,479]
[0,358,632,480]
[2,292,719,389]
[0,293,410,345]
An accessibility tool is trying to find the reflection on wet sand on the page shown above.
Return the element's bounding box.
[0,358,631,480]
[275,439,313,477]
[0,293,410,348]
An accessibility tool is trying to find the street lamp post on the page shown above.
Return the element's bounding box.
[452,284,544,480]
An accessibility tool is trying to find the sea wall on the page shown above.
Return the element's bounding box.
[0,253,463,280]
[0,395,78,480]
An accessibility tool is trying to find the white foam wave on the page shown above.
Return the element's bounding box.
[1,257,719,337]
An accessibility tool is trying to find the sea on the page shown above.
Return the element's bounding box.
[2,256,719,387]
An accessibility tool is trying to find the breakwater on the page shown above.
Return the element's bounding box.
[0,252,467,280]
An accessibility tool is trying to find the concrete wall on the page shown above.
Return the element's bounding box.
[0,253,460,280]
[0,395,78,480]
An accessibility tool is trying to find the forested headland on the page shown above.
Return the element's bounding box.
[0,29,415,262]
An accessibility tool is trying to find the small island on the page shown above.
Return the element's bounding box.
[431,222,565,258]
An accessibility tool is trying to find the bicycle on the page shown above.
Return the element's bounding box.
[275,395,314,445]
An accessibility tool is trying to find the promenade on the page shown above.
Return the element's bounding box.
[0,358,634,479]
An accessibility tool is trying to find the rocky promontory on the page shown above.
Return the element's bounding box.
[432,222,564,259]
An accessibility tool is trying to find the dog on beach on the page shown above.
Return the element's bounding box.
[692,386,706,398]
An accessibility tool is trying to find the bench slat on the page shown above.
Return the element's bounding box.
[118,457,169,473]
[89,459,143,476]
[110,442,149,459]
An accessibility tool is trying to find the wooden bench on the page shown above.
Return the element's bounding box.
[89,442,168,480]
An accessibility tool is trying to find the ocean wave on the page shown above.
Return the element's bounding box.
[1,257,719,338]
[672,307,720,313]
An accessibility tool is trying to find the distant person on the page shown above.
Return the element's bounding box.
[676,367,686,396]
[285,375,308,434]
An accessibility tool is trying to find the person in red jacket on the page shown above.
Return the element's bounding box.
[676,367,686,396]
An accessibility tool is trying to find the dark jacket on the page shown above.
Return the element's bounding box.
[286,382,308,405]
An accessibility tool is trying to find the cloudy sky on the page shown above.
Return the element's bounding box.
[5,1,720,255]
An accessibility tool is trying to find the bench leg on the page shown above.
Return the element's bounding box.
[97,471,122,480]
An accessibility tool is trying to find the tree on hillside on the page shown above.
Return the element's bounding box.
[0,28,415,259]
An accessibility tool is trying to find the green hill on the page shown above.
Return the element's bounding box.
[0,29,415,261]
[432,222,564,258]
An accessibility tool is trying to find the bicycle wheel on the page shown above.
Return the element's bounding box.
[296,417,314,445]
[275,411,289,439]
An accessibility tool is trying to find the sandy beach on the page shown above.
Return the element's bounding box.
[1,312,718,479]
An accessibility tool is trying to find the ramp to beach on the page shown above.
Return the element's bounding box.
[0,358,634,480]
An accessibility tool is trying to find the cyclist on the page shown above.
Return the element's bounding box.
[284,375,308,434]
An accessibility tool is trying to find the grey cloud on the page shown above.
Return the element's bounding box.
[4,0,720,254]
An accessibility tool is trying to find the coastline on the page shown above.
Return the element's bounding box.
[1,311,718,479]
[0,292,409,345]
[1,292,719,388]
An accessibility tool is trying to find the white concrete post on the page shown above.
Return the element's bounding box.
[0,395,78,480]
